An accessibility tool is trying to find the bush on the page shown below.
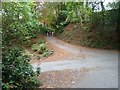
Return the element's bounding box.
[32,43,46,53]
[2,47,41,89]
[31,39,51,58]
[37,39,45,44]
[31,39,46,52]
[37,43,46,54]
[39,26,55,34]
[41,51,50,57]
[31,44,38,51]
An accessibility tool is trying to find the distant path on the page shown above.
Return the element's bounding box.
[32,36,118,88]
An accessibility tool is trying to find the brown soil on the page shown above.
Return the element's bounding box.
[38,67,95,88]
[29,35,73,64]
[59,23,119,50]
[38,69,76,88]
[64,23,81,31]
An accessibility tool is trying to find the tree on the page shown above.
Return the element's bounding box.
[2,3,42,89]
[115,1,120,42]
[2,2,40,47]
[39,2,57,27]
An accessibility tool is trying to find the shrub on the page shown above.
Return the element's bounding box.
[37,39,45,44]
[41,51,50,57]
[37,43,46,54]
[31,39,51,58]
[32,43,46,53]
[31,44,38,51]
[2,47,41,89]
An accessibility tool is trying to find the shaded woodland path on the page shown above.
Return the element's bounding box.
[31,36,118,88]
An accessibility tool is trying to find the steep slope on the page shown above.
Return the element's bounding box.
[58,23,119,50]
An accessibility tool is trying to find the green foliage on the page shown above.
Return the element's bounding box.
[39,26,55,35]
[2,47,41,89]
[42,26,55,32]
[32,39,46,52]
[106,1,119,9]
[31,44,38,51]
[37,39,45,44]
[39,2,57,26]
[51,3,68,30]
[2,2,41,46]
[104,9,118,25]
[41,51,50,57]
[65,2,82,23]
[38,43,47,53]
[89,9,118,30]
[32,43,46,54]
[31,39,50,57]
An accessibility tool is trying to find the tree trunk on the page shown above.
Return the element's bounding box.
[100,1,105,11]
[100,1,105,32]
